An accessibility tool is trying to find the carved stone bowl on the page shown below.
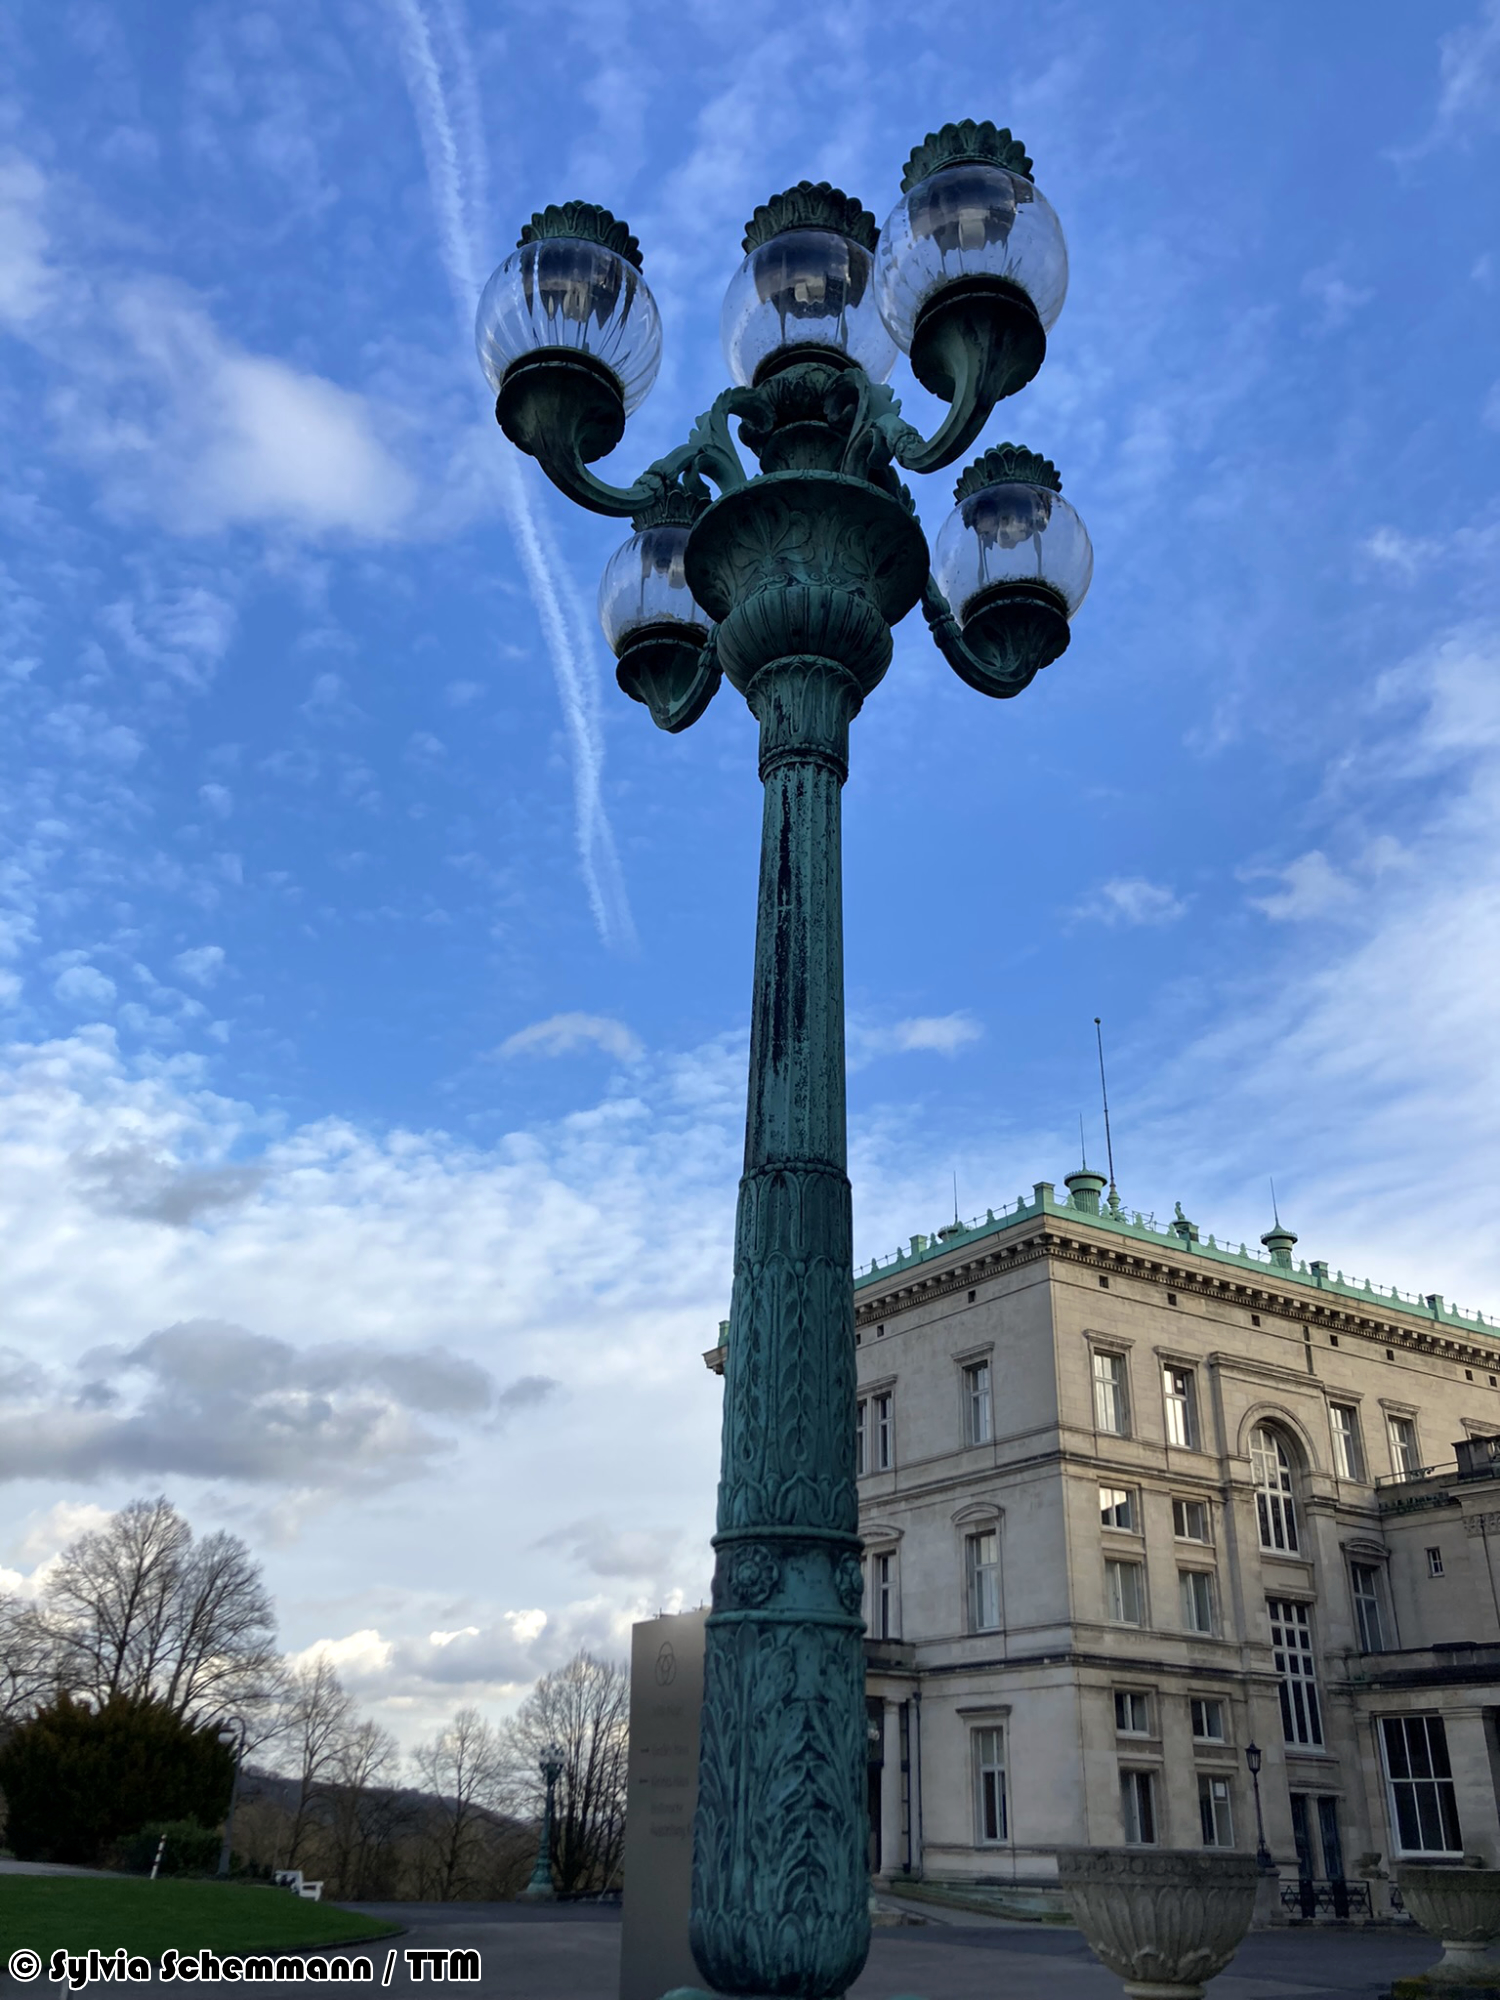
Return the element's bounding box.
[1055,1848,1259,2000]
[1396,1867,1500,1983]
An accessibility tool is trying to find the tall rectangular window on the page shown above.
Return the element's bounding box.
[1329,1405,1364,1481]
[869,1552,896,1640]
[973,1726,1007,1843]
[1172,1497,1210,1542]
[1105,1559,1146,1626]
[1179,1569,1216,1635]
[873,1393,893,1471]
[966,1531,1000,1633]
[855,1399,867,1476]
[1163,1366,1198,1448]
[1198,1774,1234,1847]
[1251,1427,1299,1552]
[1387,1414,1422,1478]
[1100,1486,1136,1531]
[1381,1715,1462,1855]
[1351,1564,1388,1652]
[1268,1598,1323,1746]
[1120,1769,1157,1845]
[1092,1351,1129,1435]
[964,1362,993,1445]
[1190,1697,1226,1742]
[1114,1690,1151,1735]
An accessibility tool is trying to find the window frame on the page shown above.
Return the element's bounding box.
[1198,1772,1234,1848]
[1386,1412,1422,1479]
[868,1549,897,1640]
[1250,1425,1300,1553]
[1113,1689,1152,1736]
[963,1360,993,1447]
[1329,1403,1365,1482]
[1105,1556,1146,1627]
[1350,1561,1390,1653]
[973,1724,1008,1845]
[855,1398,868,1477]
[1268,1597,1323,1747]
[1427,1546,1445,1579]
[1163,1363,1199,1449]
[1179,1566,1217,1636]
[873,1391,893,1471]
[1380,1714,1463,1857]
[1172,1496,1211,1543]
[1120,1768,1158,1846]
[1190,1696,1227,1743]
[965,1528,1001,1634]
[1100,1485,1137,1533]
[1091,1348,1131,1436]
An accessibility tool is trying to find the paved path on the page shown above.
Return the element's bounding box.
[0,1899,1454,2000]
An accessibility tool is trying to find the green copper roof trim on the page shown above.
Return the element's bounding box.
[854,1184,1499,1343]
[518,201,644,271]
[900,120,1034,192]
[741,182,879,256]
[953,443,1062,503]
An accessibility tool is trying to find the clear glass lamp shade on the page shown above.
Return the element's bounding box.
[876,165,1068,350]
[475,239,663,414]
[721,229,897,385]
[598,526,713,652]
[934,482,1093,622]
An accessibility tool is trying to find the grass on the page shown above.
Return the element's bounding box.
[0,1877,403,1961]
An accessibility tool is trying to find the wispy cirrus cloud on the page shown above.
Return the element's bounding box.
[1074,876,1187,927]
[495,1012,644,1062]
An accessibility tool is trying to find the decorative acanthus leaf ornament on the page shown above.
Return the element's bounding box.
[954,442,1062,500]
[517,200,643,269]
[900,118,1034,190]
[741,182,879,254]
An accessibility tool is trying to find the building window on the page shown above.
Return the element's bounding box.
[868,1551,897,1640]
[1387,1413,1422,1478]
[1180,1569,1217,1635]
[1427,1547,1445,1578]
[1351,1563,1389,1653]
[1329,1404,1364,1481]
[1268,1598,1323,1747]
[1106,1558,1146,1626]
[1172,1497,1210,1543]
[964,1362,993,1446]
[1100,1486,1136,1532]
[1092,1350,1130,1435]
[1198,1773,1234,1847]
[966,1530,1000,1633]
[1250,1426,1299,1552]
[1114,1690,1151,1735]
[1380,1715,1462,1855]
[856,1399,867,1476]
[1163,1366,1199,1448]
[1120,1769,1157,1845]
[973,1726,1007,1843]
[1190,1697,1226,1742]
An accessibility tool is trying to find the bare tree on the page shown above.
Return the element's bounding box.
[326,1717,402,1899]
[38,1498,278,1719]
[499,1651,628,1894]
[273,1655,358,1870]
[0,1596,58,1723]
[410,1706,503,1901]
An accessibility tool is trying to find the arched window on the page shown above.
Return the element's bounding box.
[1251,1425,1299,1552]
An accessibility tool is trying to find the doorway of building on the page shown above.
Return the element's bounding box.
[1289,1792,1355,1919]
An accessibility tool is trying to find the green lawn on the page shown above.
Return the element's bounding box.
[0,1877,403,1961]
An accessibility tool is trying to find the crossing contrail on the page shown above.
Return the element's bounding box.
[389,0,635,950]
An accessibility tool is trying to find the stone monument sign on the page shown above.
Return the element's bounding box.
[618,1609,712,2000]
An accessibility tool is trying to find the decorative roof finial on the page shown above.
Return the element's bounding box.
[1261,1181,1298,1270]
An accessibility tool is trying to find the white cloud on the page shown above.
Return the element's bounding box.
[847,1013,984,1068]
[1301,264,1375,331]
[54,964,118,1012]
[1246,849,1357,921]
[496,1012,645,1062]
[1076,877,1188,927]
[174,945,226,988]
[0,158,55,326]
[199,783,234,819]
[1362,526,1445,579]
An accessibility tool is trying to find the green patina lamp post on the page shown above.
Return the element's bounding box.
[520,1740,565,1901]
[477,119,1091,1998]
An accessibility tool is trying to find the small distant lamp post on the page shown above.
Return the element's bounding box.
[520,1742,565,1902]
[216,1716,249,1879]
[1245,1741,1273,1870]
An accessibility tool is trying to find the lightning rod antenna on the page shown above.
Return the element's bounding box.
[1094,1017,1118,1202]
[1270,1176,1280,1227]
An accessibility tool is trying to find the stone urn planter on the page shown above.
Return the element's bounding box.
[1395,1867,1500,1984]
[1055,1849,1259,2000]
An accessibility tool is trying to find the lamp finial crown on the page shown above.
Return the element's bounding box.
[741,182,879,256]
[953,443,1062,504]
[900,120,1034,192]
[518,201,643,271]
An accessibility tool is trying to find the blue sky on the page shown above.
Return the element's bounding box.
[1,0,1498,1735]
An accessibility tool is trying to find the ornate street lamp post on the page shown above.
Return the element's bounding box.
[1245,1740,1273,1870]
[478,119,1091,1998]
[521,1740,566,1902]
[215,1715,248,1880]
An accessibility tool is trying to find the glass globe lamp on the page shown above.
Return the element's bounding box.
[477,237,662,413]
[598,525,713,652]
[721,183,894,387]
[934,476,1092,624]
[877,163,1068,351]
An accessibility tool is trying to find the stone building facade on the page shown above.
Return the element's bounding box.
[841,1172,1500,1911]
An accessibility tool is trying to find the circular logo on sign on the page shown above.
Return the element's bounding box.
[654,1641,677,1687]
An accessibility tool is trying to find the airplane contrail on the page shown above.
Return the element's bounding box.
[389,0,635,951]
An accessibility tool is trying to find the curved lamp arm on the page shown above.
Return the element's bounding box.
[922,573,1067,700]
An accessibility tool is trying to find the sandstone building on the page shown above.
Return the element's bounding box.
[840,1172,1500,1914]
